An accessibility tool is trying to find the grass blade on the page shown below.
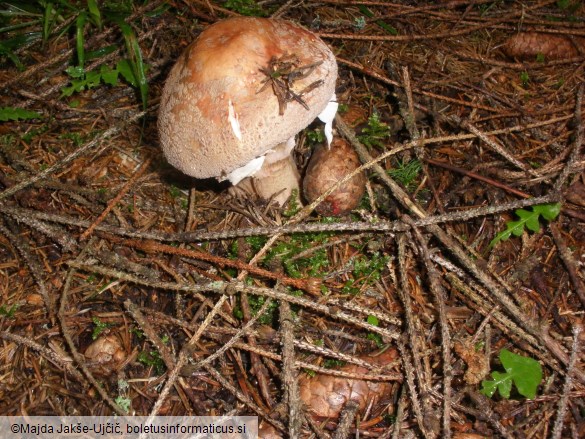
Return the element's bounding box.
[0,107,42,121]
[118,21,148,110]
[358,6,398,35]
[75,11,86,67]
[0,3,42,18]
[87,0,102,30]
[42,2,54,42]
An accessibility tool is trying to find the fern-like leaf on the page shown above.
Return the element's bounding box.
[490,203,560,247]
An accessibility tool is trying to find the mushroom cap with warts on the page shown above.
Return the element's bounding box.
[158,17,337,185]
[303,137,366,216]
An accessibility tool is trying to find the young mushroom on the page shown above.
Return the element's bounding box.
[158,17,338,205]
[303,137,366,216]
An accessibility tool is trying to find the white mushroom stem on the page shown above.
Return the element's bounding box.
[230,139,300,206]
[251,152,300,205]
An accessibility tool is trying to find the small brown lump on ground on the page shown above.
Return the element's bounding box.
[303,137,366,215]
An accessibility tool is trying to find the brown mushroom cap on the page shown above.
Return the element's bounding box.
[158,17,338,181]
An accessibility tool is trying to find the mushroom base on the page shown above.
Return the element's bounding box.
[229,154,300,206]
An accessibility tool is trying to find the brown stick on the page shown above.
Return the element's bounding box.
[108,235,322,296]
[424,157,531,198]
[550,223,585,309]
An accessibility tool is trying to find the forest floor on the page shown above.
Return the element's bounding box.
[0,1,584,438]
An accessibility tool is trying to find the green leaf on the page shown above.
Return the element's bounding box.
[358,112,391,149]
[490,371,513,398]
[116,59,137,87]
[367,315,379,326]
[516,209,540,232]
[65,65,85,78]
[100,64,119,86]
[85,68,102,88]
[490,203,561,247]
[500,349,542,399]
[0,107,41,121]
[62,62,123,97]
[0,3,42,17]
[367,332,384,348]
[0,304,18,317]
[1,31,42,50]
[479,376,498,398]
[61,80,83,97]
[480,349,542,399]
[91,316,112,340]
[388,159,422,190]
[114,396,130,413]
[533,203,561,221]
[85,44,117,60]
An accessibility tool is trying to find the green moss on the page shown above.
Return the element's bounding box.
[137,350,166,375]
[223,0,267,16]
[358,112,391,149]
[388,159,422,191]
[91,317,113,339]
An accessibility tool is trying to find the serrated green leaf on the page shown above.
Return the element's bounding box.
[515,209,541,233]
[514,209,531,220]
[533,203,561,221]
[490,203,561,247]
[62,78,90,96]
[60,84,76,97]
[507,220,525,237]
[0,107,41,121]
[495,228,513,242]
[65,65,85,78]
[85,69,102,88]
[61,75,89,97]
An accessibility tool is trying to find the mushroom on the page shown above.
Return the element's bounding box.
[158,17,338,205]
[84,334,126,375]
[303,137,366,216]
[299,348,399,419]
